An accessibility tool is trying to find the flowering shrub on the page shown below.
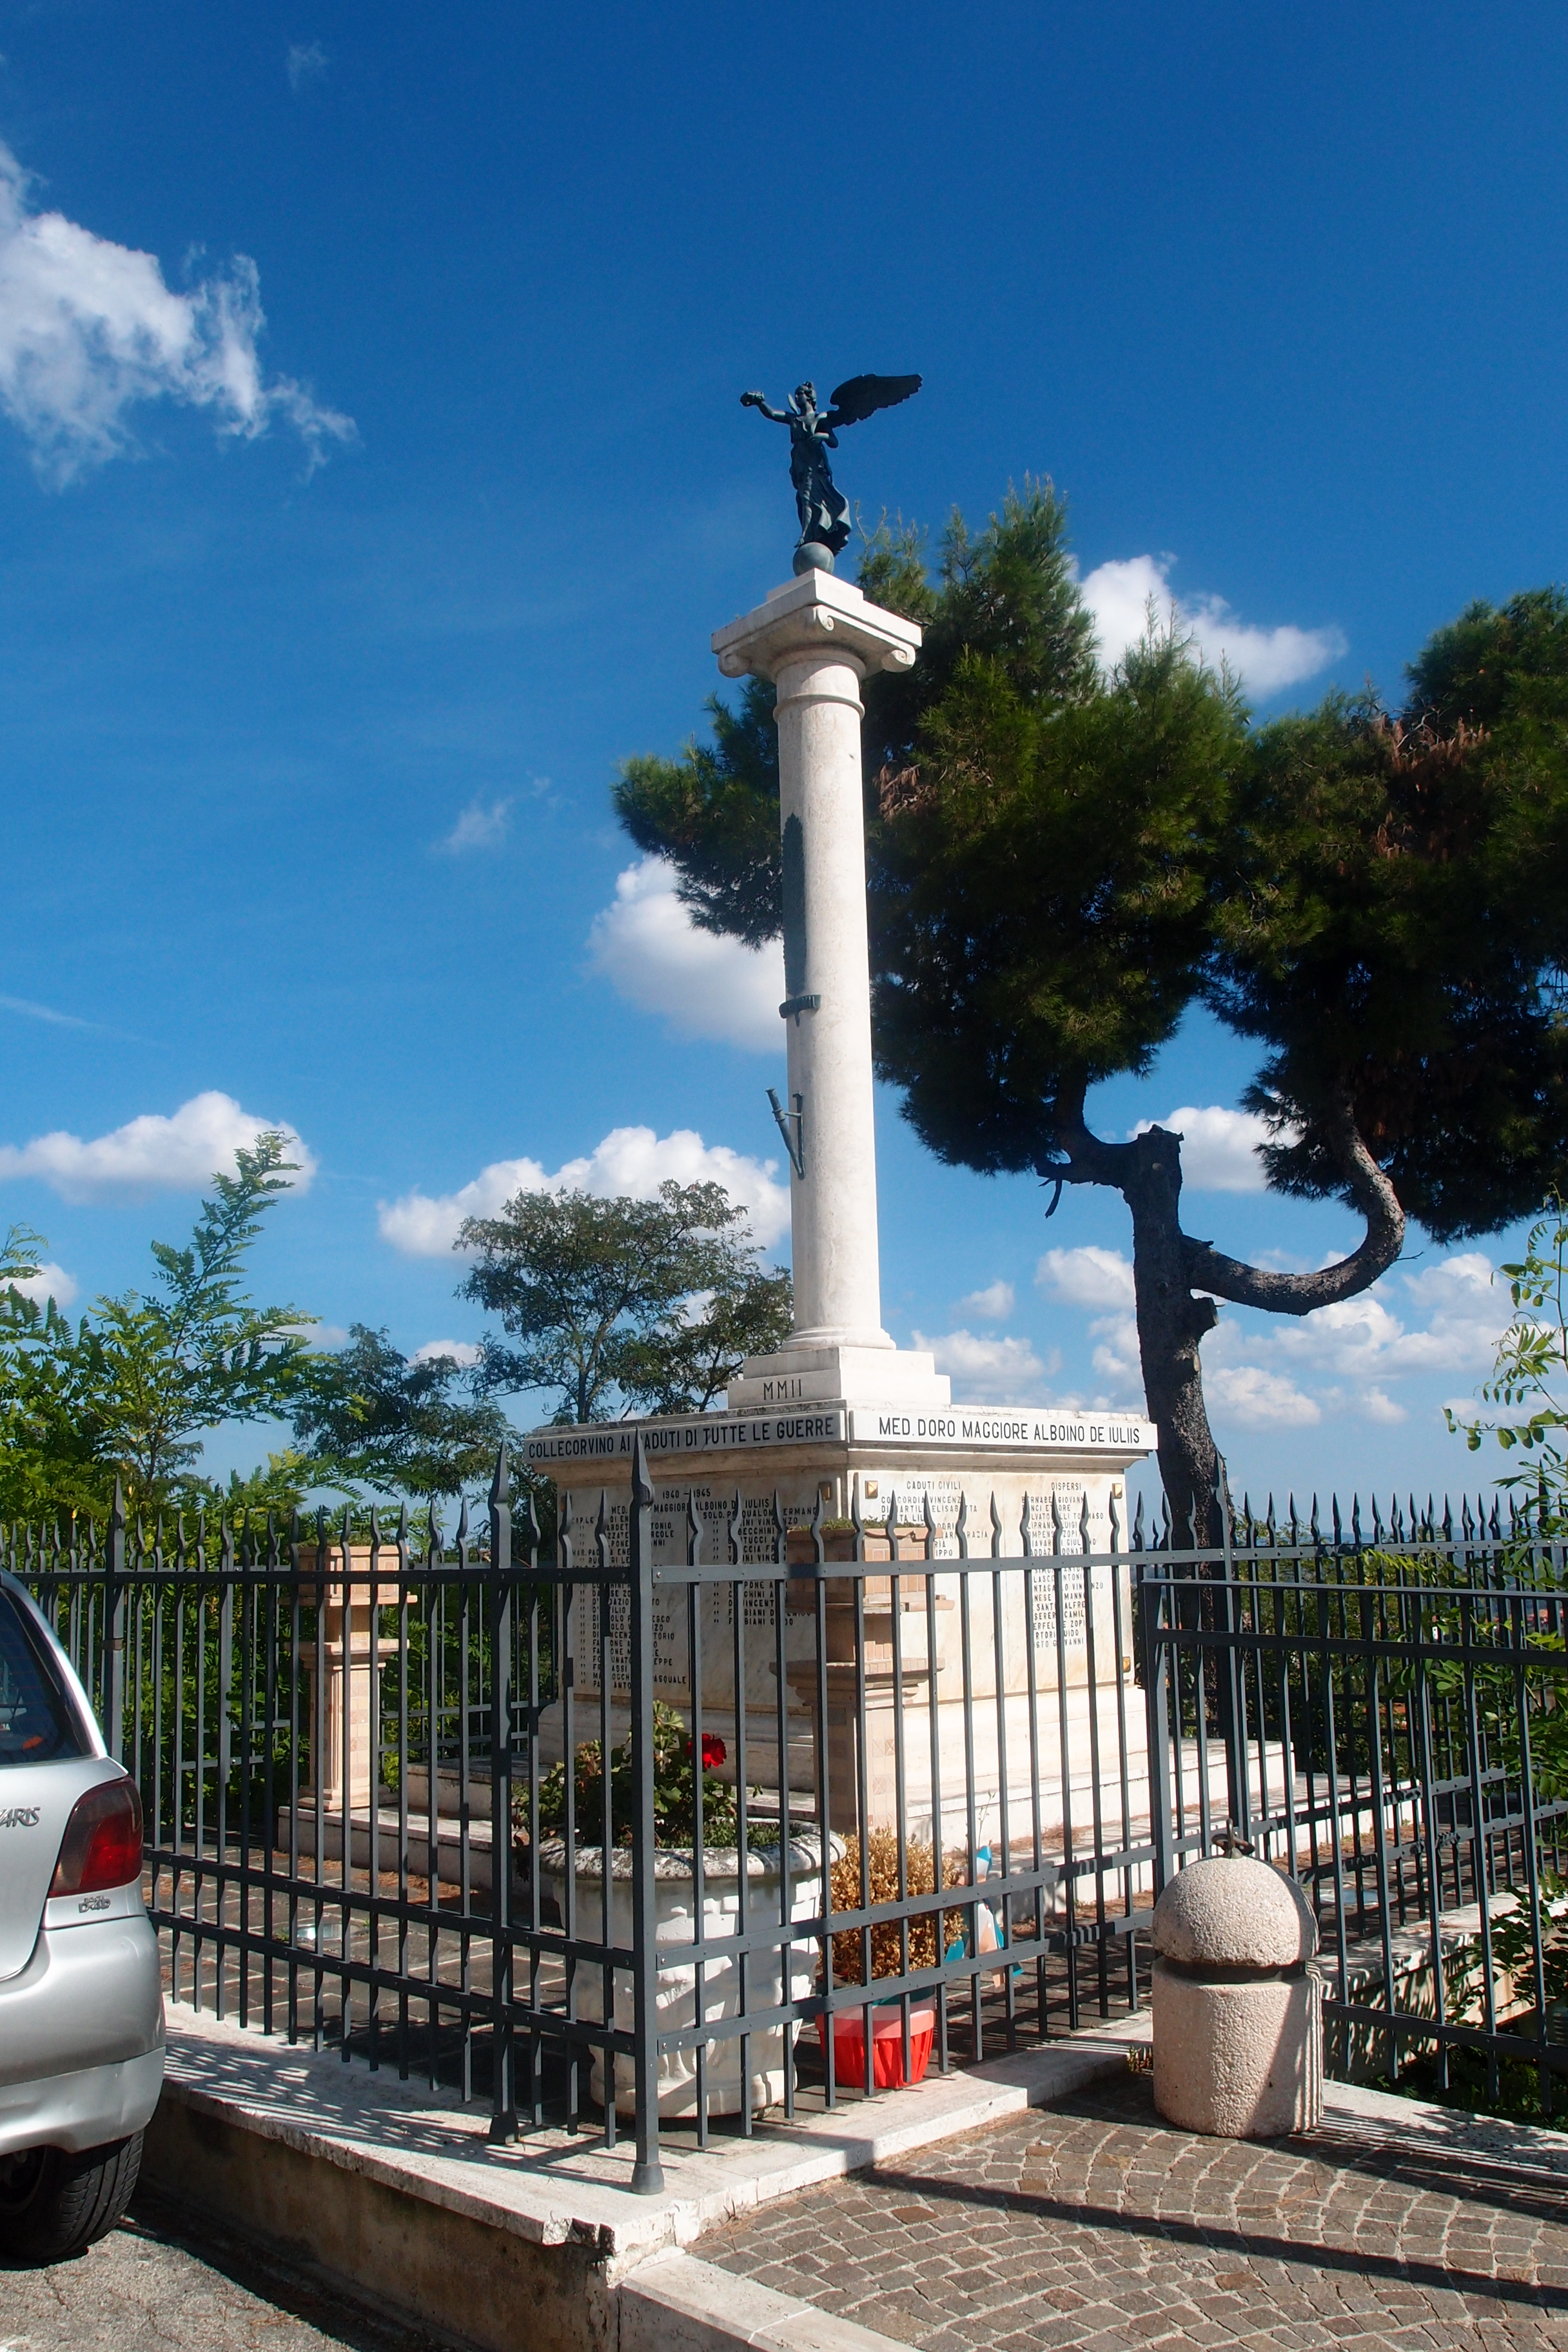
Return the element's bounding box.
[516,1700,740,1850]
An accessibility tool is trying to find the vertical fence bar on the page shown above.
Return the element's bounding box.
[627,1432,664,2193]
[1143,1560,1175,1899]
[488,1448,516,2144]
[103,1479,126,1763]
[1215,1465,1248,1844]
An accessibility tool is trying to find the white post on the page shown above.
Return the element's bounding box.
[715,572,934,1387]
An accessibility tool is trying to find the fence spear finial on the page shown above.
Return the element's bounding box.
[631,1427,654,1511]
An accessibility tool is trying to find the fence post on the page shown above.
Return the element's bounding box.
[1142,1554,1176,1897]
[103,1477,126,1763]
[628,1430,664,2193]
[488,1447,516,2144]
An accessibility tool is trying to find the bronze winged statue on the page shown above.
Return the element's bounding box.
[740,373,921,574]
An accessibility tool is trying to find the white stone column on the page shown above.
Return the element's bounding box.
[714,572,930,1381]
[773,640,883,1345]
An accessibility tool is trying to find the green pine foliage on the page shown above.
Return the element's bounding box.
[872,625,1244,1175]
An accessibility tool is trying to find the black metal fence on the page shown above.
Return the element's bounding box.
[10,1444,1568,2180]
[1144,1485,1568,2113]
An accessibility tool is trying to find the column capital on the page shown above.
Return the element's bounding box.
[712,571,922,684]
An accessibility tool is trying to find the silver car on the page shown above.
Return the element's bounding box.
[0,1569,164,2261]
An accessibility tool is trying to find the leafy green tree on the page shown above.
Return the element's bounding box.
[458,1180,792,1423]
[1450,1198,1568,1529]
[210,1449,322,1525]
[617,489,1568,1536]
[614,1260,793,1414]
[0,1133,313,1522]
[290,1324,514,1505]
[0,1226,102,1522]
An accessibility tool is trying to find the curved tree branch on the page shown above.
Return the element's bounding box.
[1181,1088,1405,1316]
[1041,1076,1135,1190]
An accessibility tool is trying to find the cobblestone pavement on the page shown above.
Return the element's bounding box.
[0,2186,448,2352]
[698,2073,1568,2350]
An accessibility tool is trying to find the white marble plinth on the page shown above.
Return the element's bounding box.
[526,1402,1155,1836]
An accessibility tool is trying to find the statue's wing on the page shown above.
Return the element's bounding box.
[821,373,922,429]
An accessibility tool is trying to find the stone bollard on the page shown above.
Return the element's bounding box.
[1150,1854,1322,2137]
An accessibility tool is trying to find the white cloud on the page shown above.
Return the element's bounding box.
[379,1124,791,1258]
[0,1091,317,1203]
[0,992,96,1030]
[440,795,513,854]
[1204,1363,1322,1429]
[961,1279,1015,1320]
[1079,554,1346,698]
[1032,1231,1509,1436]
[4,1260,77,1310]
[1089,1311,1141,1386]
[1231,1252,1505,1386]
[412,1338,481,1368]
[1130,1104,1277,1192]
[588,857,784,1054]
[286,41,328,92]
[1179,1249,1510,1438]
[911,1327,1054,1403]
[0,141,354,482]
[1037,1244,1135,1310]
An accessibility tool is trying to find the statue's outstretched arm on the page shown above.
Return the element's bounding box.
[740,391,790,424]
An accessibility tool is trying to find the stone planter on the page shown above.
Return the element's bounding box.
[538,1836,828,2121]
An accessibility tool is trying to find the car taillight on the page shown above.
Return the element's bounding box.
[50,1777,143,1895]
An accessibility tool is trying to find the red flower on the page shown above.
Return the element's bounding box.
[700,1733,727,1770]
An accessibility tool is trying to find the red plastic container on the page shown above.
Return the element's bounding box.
[818,2001,936,2088]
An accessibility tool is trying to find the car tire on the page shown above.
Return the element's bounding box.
[0,2131,144,2263]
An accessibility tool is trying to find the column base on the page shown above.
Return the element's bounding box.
[726,1342,950,1411]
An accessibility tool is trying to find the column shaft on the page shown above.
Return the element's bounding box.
[774,647,889,1349]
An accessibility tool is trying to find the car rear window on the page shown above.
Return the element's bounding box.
[0,1589,88,1766]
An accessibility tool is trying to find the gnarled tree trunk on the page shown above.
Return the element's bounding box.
[1047,1086,1404,1546]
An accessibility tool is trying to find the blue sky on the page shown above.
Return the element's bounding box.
[0,2,1561,1514]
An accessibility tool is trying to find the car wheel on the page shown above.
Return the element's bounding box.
[0,2132,144,2263]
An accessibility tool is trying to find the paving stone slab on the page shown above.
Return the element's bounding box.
[697,2072,1568,2350]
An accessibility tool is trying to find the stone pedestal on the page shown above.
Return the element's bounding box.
[293,1546,397,1812]
[525,1400,1155,1843]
